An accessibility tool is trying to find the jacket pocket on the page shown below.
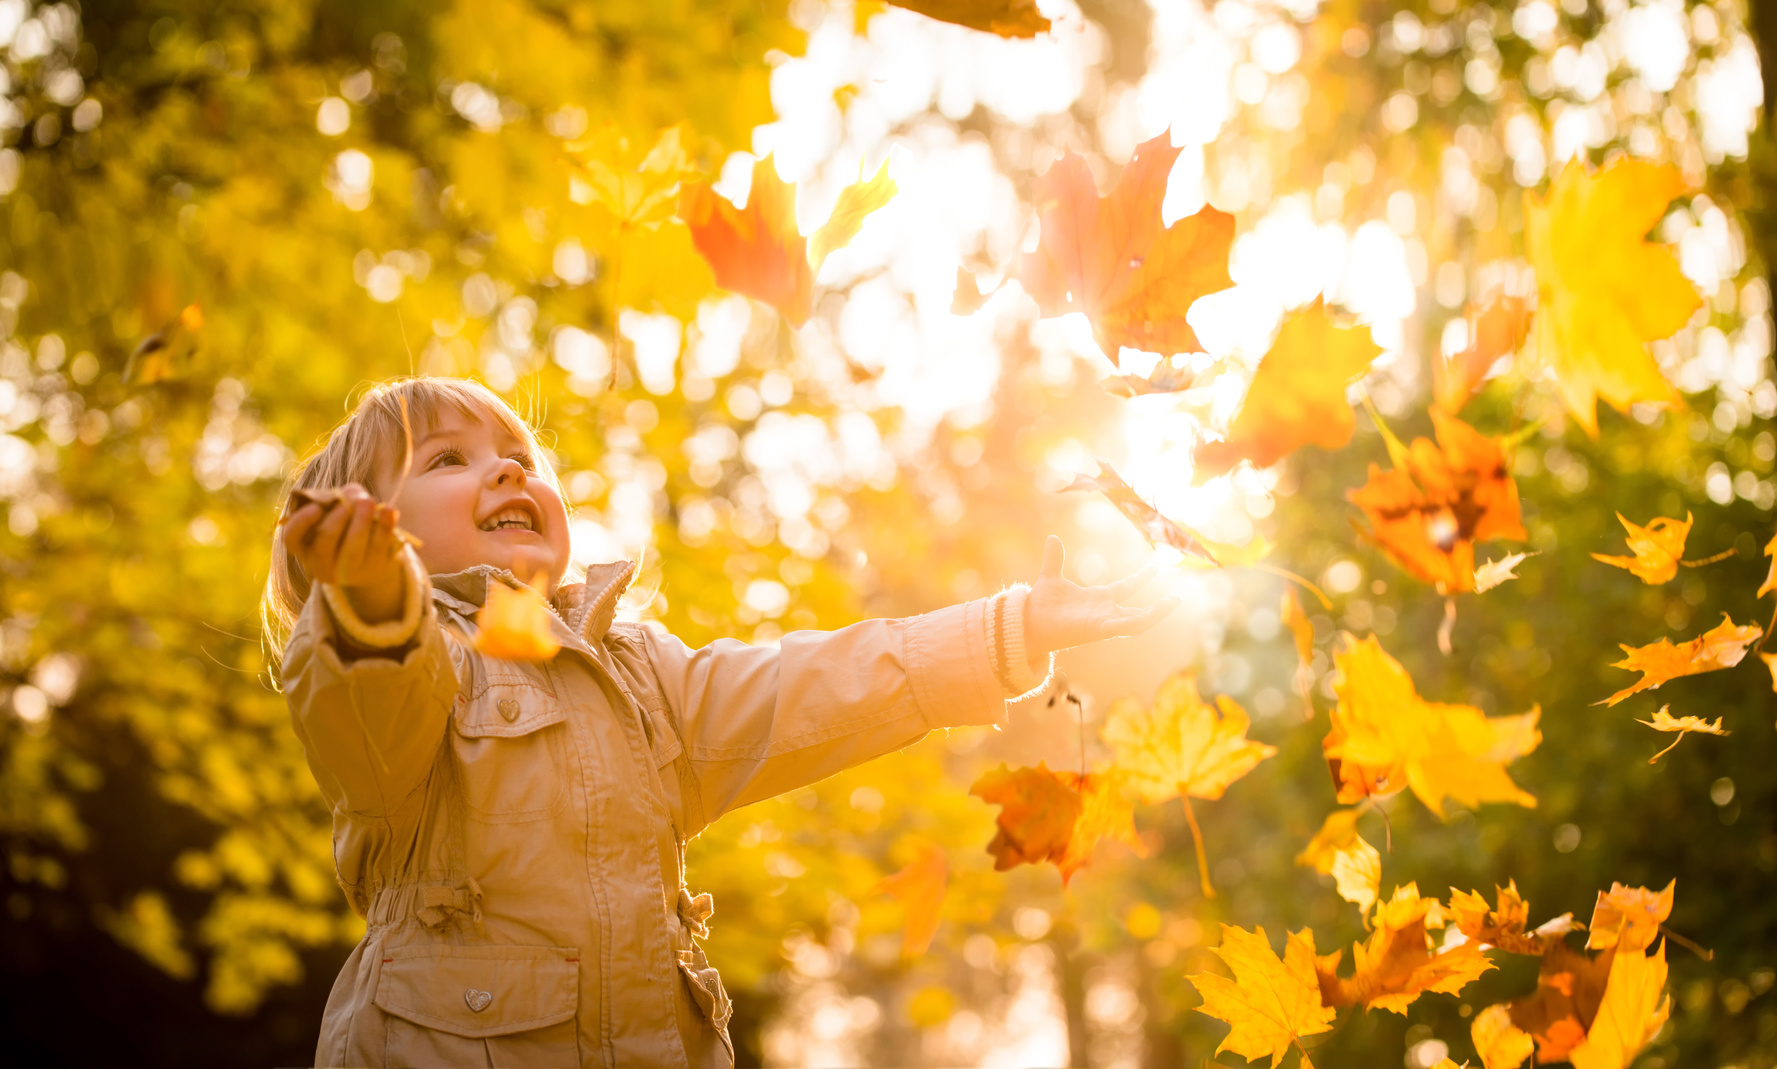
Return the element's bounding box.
[676,944,735,1063]
[453,682,567,822]
[376,944,579,1066]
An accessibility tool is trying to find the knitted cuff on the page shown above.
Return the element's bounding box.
[320,547,428,650]
[988,585,1050,698]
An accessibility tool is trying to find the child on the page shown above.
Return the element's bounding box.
[264,377,1176,1068]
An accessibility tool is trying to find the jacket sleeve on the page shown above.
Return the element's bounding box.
[638,587,1052,830]
[282,548,461,818]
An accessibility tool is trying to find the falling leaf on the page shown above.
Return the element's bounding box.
[1474,551,1533,593]
[1193,301,1382,480]
[125,302,203,386]
[1191,924,1337,1068]
[1523,157,1701,436]
[1348,410,1527,594]
[1470,1003,1536,1069]
[1102,360,1199,398]
[1586,880,1675,954]
[1567,940,1671,1069]
[1325,636,1541,817]
[1763,653,1777,693]
[1449,881,1574,956]
[1063,464,1266,566]
[474,574,563,662]
[1600,614,1763,706]
[884,0,1051,37]
[1296,809,1380,915]
[1053,770,1150,884]
[1282,588,1316,716]
[1016,132,1236,361]
[1103,674,1279,805]
[951,266,993,314]
[1637,706,1729,763]
[1591,513,1694,585]
[568,123,697,229]
[807,159,897,269]
[871,842,948,957]
[1315,884,1496,1014]
[1435,293,1531,414]
[1760,530,1777,597]
[970,762,1083,875]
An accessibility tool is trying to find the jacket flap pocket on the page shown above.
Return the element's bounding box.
[375,944,578,1038]
[642,701,683,766]
[455,683,565,738]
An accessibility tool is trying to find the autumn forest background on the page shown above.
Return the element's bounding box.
[1,0,1775,1065]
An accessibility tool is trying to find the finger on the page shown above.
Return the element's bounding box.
[1039,535,1064,580]
[367,505,398,563]
[1105,563,1158,602]
[1101,597,1181,638]
[282,503,324,544]
[308,494,357,582]
[337,498,377,582]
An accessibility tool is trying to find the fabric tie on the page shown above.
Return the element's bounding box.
[677,888,714,940]
[416,877,484,931]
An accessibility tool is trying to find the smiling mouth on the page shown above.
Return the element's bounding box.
[480,507,536,533]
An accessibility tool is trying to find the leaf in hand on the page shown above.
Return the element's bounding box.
[1591,512,1697,584]
[1325,636,1541,816]
[1637,706,1728,762]
[1190,924,1337,1068]
[884,0,1051,37]
[474,574,563,662]
[870,842,947,957]
[1193,301,1382,479]
[1434,292,1530,414]
[1600,614,1762,706]
[807,159,896,270]
[1015,132,1235,362]
[1295,808,1379,914]
[1449,880,1575,956]
[970,762,1083,875]
[1586,880,1675,953]
[1316,884,1496,1014]
[1524,157,1700,436]
[1568,939,1671,1069]
[1349,410,1527,594]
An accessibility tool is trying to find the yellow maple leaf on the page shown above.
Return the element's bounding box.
[1448,880,1575,956]
[871,841,947,957]
[1316,884,1496,1014]
[1470,1003,1535,1069]
[567,123,696,229]
[1568,940,1671,1069]
[474,574,562,661]
[1591,512,1706,585]
[1325,636,1540,817]
[1195,301,1382,479]
[1586,880,1675,954]
[1600,614,1763,706]
[1104,674,1276,896]
[1295,808,1380,915]
[807,159,896,269]
[1524,158,1701,436]
[1191,924,1337,1068]
[1053,770,1149,885]
[1637,705,1729,763]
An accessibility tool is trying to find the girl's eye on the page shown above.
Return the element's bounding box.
[512,454,535,470]
[430,449,466,468]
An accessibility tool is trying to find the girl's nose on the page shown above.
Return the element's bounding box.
[491,456,528,488]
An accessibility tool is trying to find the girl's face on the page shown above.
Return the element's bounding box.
[378,406,572,590]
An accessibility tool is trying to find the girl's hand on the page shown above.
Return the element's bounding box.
[283,483,407,624]
[1023,536,1178,670]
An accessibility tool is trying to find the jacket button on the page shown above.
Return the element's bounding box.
[464,988,493,1013]
[497,698,520,722]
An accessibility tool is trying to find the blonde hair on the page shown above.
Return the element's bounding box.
[261,377,565,661]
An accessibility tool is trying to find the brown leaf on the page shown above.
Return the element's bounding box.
[970,763,1083,875]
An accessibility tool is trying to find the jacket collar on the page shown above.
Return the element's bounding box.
[428,560,638,645]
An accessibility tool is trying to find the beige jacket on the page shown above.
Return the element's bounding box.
[284,550,1047,1068]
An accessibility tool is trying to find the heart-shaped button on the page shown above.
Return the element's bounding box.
[464,989,493,1013]
[497,698,520,722]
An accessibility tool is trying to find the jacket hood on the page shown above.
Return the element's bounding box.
[429,560,638,645]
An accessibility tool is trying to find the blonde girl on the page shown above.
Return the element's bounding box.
[265,376,1175,1068]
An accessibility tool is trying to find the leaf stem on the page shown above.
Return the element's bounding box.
[1182,794,1214,898]
[1660,925,1714,960]
[1249,563,1332,610]
[1679,548,1738,568]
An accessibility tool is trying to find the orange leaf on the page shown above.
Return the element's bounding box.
[1316,884,1496,1014]
[1506,941,1616,1063]
[1348,410,1527,594]
[1760,529,1777,598]
[1434,293,1531,413]
[1053,770,1149,884]
[1470,1003,1535,1069]
[1524,158,1700,436]
[1600,614,1763,706]
[474,574,562,662]
[1190,924,1337,1068]
[1016,133,1235,361]
[885,0,1051,37]
[1449,881,1577,956]
[1192,301,1382,479]
[970,762,1083,875]
[1637,706,1729,763]
[1586,880,1675,954]
[1325,636,1540,816]
[1568,939,1672,1069]
[682,157,814,325]
[807,159,897,269]
[125,302,204,386]
[951,266,993,315]
[871,842,948,957]
[1591,512,1692,585]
